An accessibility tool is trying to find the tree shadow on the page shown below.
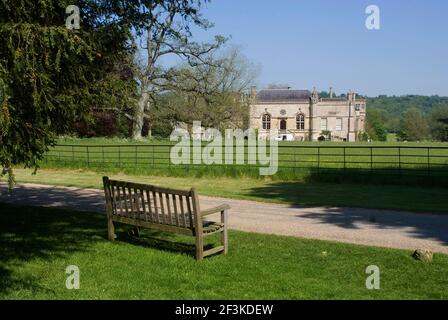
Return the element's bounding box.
[0,203,209,295]
[0,184,106,213]
[303,167,448,188]
[247,180,448,247]
[0,203,106,294]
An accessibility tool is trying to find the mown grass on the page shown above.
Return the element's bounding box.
[43,137,448,187]
[56,136,448,148]
[1,203,447,300]
[11,168,448,214]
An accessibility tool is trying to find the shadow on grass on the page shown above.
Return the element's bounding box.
[0,203,106,294]
[122,230,215,258]
[303,167,448,188]
[0,203,201,294]
[247,180,448,246]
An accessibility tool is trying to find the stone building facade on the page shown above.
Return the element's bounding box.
[249,87,366,142]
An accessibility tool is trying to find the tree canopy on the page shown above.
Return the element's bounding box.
[0,0,138,188]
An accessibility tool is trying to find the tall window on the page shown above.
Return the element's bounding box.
[262,114,271,130]
[320,118,328,131]
[296,114,305,130]
[336,118,343,131]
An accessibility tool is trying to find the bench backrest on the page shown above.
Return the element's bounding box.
[103,177,200,230]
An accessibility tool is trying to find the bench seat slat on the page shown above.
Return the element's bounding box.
[111,215,194,236]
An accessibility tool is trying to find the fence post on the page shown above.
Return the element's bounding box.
[370,147,373,171]
[427,147,430,176]
[135,145,138,167]
[72,146,75,163]
[86,146,90,167]
[102,146,105,165]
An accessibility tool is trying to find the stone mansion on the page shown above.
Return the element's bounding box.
[249,87,366,142]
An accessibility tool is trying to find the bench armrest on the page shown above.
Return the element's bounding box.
[200,204,230,217]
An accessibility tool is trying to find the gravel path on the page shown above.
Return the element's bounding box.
[1,183,448,254]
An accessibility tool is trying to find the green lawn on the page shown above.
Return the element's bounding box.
[1,203,447,299]
[41,137,448,187]
[49,138,448,171]
[12,168,448,214]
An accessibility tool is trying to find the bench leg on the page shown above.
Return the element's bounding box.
[221,210,228,255]
[107,217,115,241]
[195,233,204,261]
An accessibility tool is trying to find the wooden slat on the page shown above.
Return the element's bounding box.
[127,186,136,219]
[121,185,129,216]
[133,187,141,219]
[111,215,193,236]
[186,196,194,229]
[152,190,160,223]
[106,180,191,196]
[158,191,166,224]
[140,189,148,222]
[109,185,118,214]
[203,246,225,257]
[179,195,187,228]
[116,185,124,216]
[172,194,180,227]
[165,193,173,225]
[146,189,154,222]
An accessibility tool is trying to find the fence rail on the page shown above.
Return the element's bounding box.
[43,144,448,179]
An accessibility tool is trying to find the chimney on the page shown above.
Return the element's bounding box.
[347,90,354,102]
[329,87,334,98]
[250,86,257,103]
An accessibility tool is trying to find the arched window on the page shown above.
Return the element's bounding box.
[296,114,305,130]
[280,119,287,130]
[262,114,271,130]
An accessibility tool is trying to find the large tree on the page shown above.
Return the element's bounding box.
[128,0,226,139]
[0,0,136,188]
[365,108,387,141]
[429,104,448,141]
[152,46,259,133]
[397,108,430,141]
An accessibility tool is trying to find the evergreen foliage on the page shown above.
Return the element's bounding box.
[0,0,137,188]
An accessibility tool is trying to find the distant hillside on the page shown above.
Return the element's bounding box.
[366,95,448,118]
[318,93,448,137]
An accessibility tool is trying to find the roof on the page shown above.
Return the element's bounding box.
[256,89,311,102]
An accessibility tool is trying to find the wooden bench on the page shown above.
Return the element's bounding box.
[102,177,230,260]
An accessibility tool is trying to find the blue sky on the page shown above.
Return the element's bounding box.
[186,0,448,97]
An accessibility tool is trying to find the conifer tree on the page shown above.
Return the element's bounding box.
[0,0,136,189]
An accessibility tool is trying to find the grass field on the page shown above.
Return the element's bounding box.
[11,168,448,214]
[1,203,447,299]
[42,137,448,186]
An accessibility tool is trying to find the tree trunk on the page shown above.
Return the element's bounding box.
[132,91,149,139]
